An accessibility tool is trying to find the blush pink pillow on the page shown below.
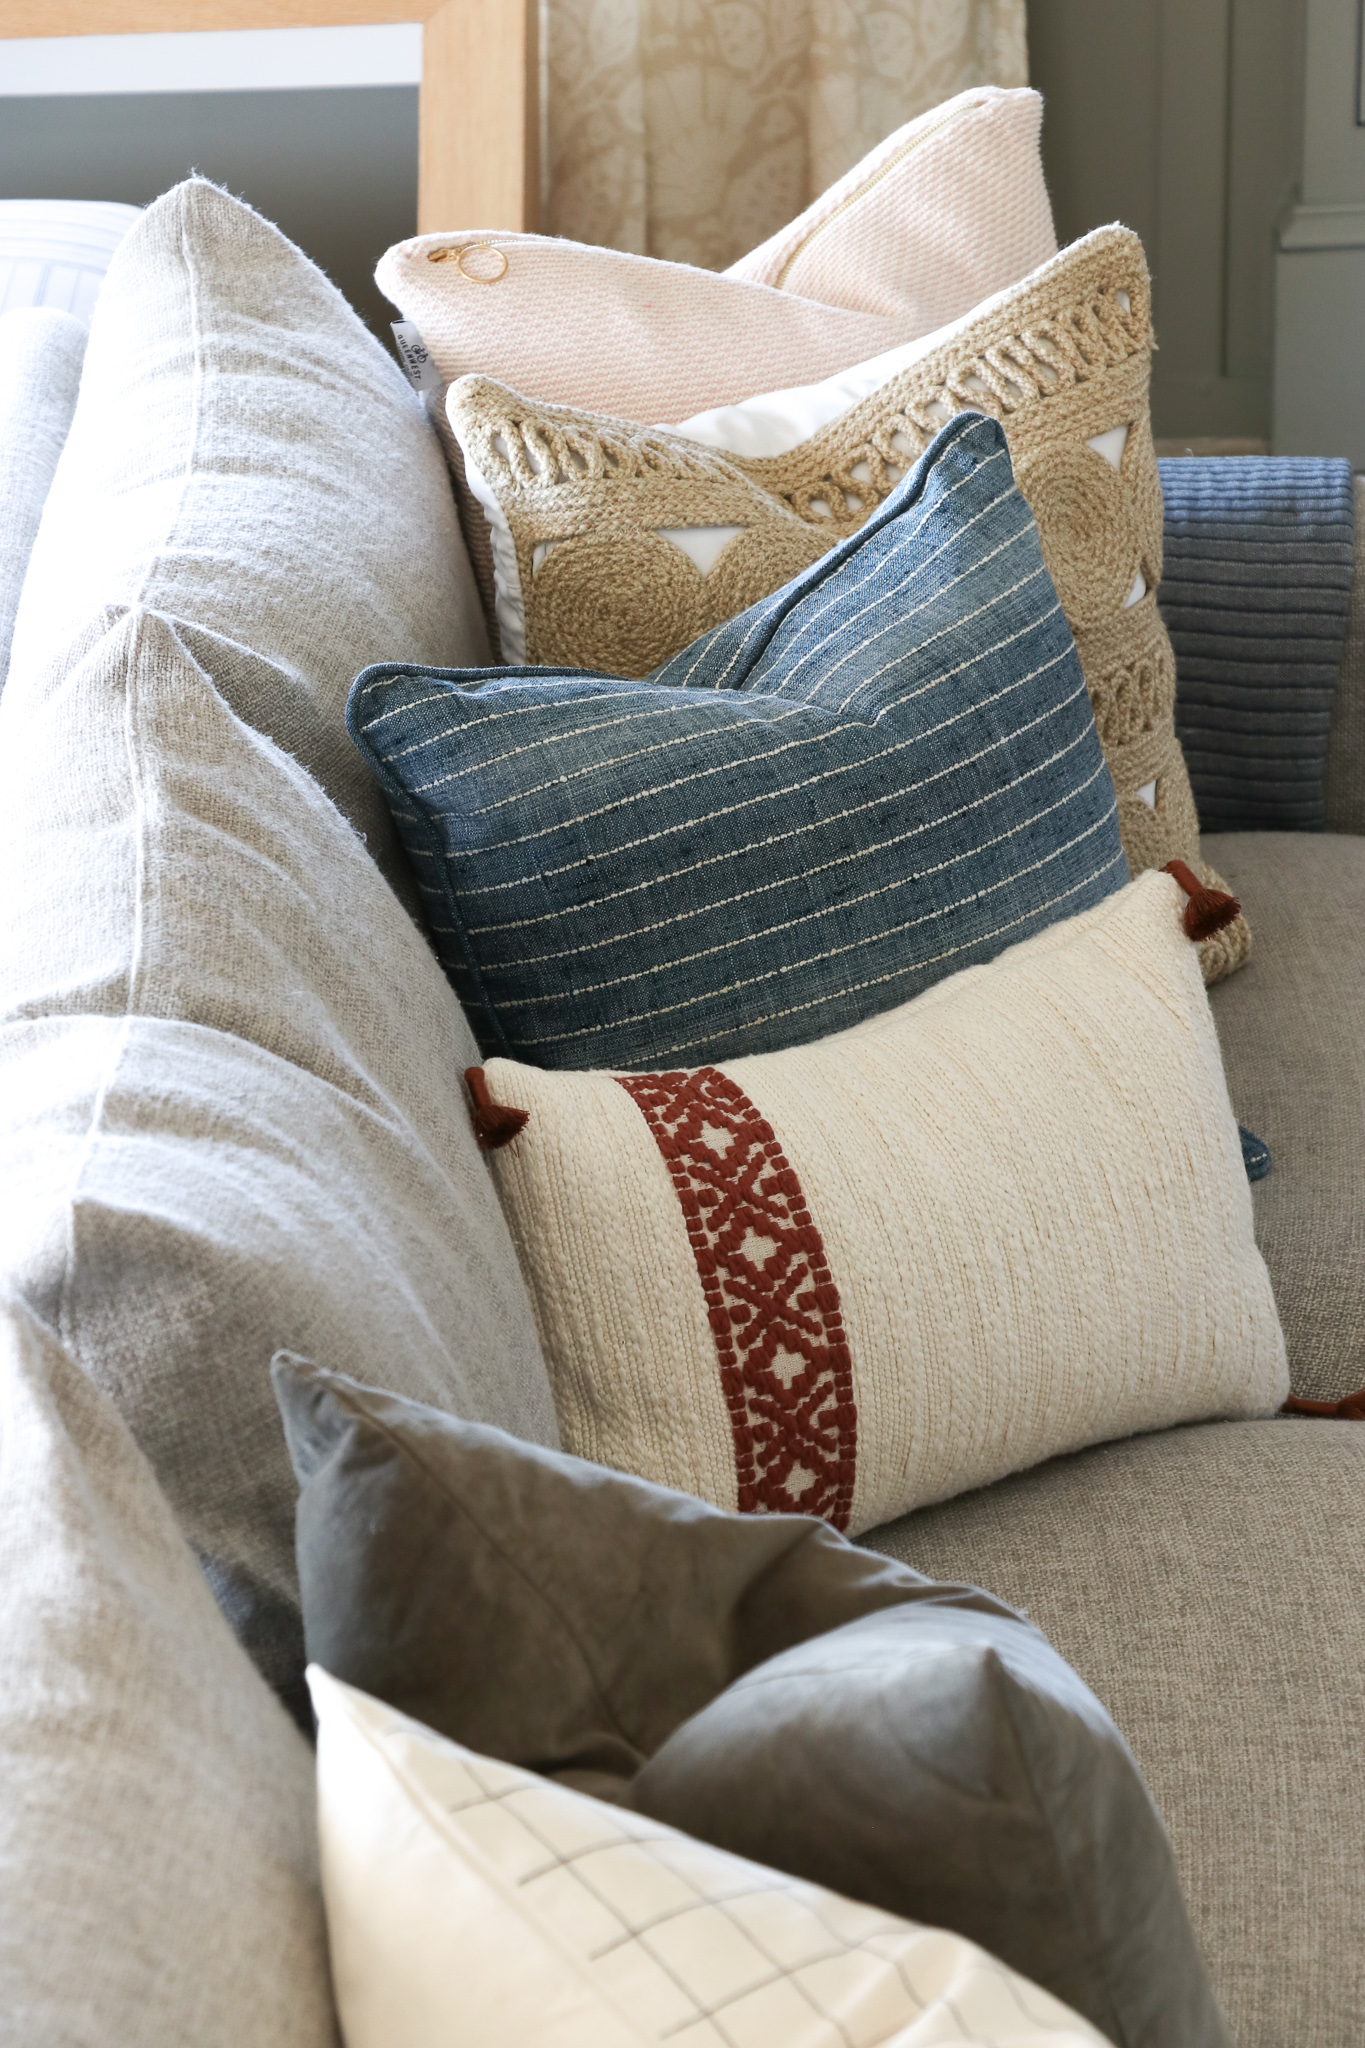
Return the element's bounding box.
[375,86,1056,424]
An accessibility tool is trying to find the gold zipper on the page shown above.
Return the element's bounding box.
[773,95,989,290]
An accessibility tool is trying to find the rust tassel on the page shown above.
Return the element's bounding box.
[1282,1389,1365,1420]
[1162,859,1242,942]
[465,1066,530,1151]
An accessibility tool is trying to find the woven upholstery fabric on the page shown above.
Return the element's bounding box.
[351,414,1127,1071]
[377,85,1054,652]
[475,872,1285,1535]
[869,1415,1365,2048]
[724,85,1055,318]
[310,1668,1112,2048]
[0,308,85,690]
[6,178,491,909]
[1160,456,1354,831]
[277,1359,1230,2048]
[0,606,556,1719]
[1206,830,1365,1402]
[0,1295,335,2048]
[1325,475,1365,833]
[447,227,1247,984]
[0,177,553,1717]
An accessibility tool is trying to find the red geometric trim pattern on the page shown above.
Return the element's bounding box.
[614,1066,856,1530]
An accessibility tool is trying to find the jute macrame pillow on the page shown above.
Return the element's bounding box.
[447,226,1249,983]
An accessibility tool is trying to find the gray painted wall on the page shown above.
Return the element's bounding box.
[0,86,417,339]
[1274,0,1365,459]
[1030,0,1307,442]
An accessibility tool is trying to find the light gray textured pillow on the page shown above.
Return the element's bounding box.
[0,307,85,688]
[6,176,490,904]
[0,175,552,1717]
[0,1290,336,2048]
[0,604,556,1721]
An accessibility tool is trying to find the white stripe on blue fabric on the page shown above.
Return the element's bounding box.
[346,411,1129,1069]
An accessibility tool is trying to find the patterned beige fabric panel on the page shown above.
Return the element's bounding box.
[543,0,1028,269]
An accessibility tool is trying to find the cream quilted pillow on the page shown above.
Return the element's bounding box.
[310,1666,1112,2048]
[470,871,1285,1535]
[447,225,1249,982]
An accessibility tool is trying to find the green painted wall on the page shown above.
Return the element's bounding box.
[1029,0,1306,440]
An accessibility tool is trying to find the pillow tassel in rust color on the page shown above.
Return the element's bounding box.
[465,1067,529,1152]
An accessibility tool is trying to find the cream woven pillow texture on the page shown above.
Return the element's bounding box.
[378,88,1055,425]
[473,870,1286,1537]
[378,85,1055,652]
[447,226,1249,982]
[310,1666,1112,2048]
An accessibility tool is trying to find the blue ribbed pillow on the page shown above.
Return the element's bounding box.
[348,413,1126,1070]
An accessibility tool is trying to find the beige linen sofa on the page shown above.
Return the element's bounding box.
[1,180,1362,2048]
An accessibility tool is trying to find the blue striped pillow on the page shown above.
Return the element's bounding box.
[348,413,1126,1070]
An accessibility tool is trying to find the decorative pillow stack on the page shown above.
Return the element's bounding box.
[377,85,1056,653]
[349,413,1129,1070]
[443,225,1248,982]
[467,870,1285,1535]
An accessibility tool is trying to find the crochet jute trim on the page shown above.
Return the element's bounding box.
[448,223,1248,982]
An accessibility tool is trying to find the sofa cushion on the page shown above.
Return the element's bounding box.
[378,86,1055,655]
[1205,829,1365,1401]
[0,1292,334,2048]
[310,1667,1115,2048]
[0,607,556,1719]
[5,177,490,906]
[0,308,85,689]
[867,1416,1365,2048]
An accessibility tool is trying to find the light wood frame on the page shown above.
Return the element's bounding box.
[0,1,538,234]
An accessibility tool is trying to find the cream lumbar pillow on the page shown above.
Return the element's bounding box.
[309,1664,1113,2048]
[465,870,1285,1537]
[447,224,1249,983]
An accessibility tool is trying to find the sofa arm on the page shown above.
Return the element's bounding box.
[1157,455,1355,833]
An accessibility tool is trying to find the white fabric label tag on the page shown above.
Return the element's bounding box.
[391,321,442,393]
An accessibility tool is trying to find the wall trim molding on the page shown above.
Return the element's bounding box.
[1280,198,1365,249]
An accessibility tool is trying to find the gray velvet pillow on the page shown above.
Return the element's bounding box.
[274,1356,1230,2048]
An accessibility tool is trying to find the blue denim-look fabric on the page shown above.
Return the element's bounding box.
[348,413,1127,1071]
